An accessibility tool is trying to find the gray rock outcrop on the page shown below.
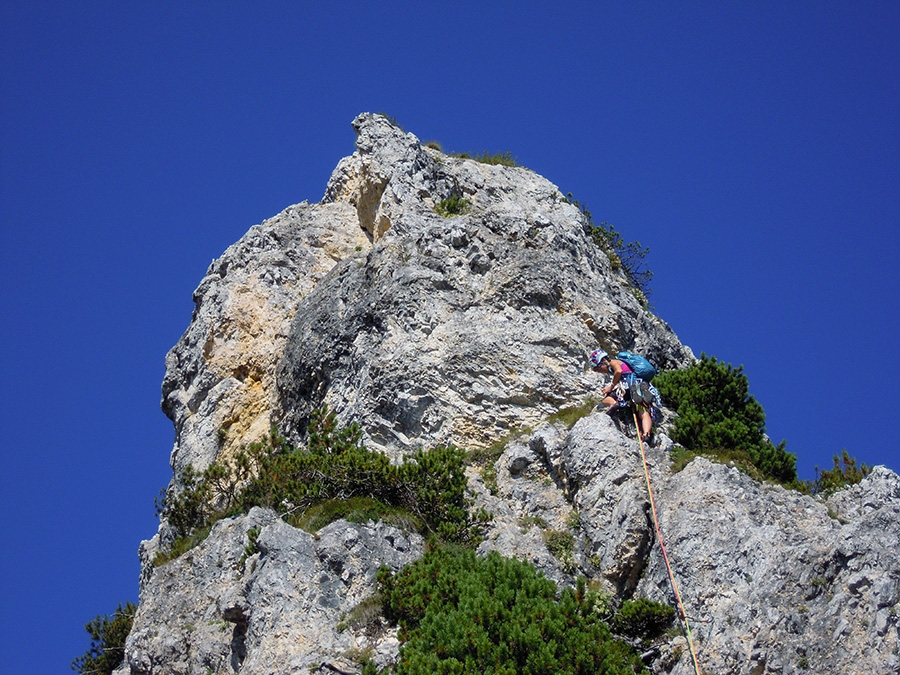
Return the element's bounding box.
[161,112,692,476]
[126,508,421,675]
[121,114,899,674]
[635,460,900,674]
[161,201,369,476]
[472,417,900,674]
[277,114,691,453]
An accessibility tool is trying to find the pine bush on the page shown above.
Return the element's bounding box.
[155,406,476,562]
[654,354,797,483]
[377,547,648,675]
[806,449,871,495]
[564,192,653,302]
[71,602,136,675]
[610,597,675,640]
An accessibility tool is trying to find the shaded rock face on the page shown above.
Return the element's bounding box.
[128,114,900,674]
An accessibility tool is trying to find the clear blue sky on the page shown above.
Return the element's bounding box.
[2,3,898,673]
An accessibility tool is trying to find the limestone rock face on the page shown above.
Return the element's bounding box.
[161,201,370,475]
[635,460,900,675]
[473,418,900,675]
[162,111,692,471]
[277,113,692,453]
[125,114,900,675]
[125,508,422,675]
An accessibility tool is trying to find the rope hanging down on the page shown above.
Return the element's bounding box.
[632,408,702,675]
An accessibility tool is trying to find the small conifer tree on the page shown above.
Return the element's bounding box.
[808,449,871,495]
[564,192,653,302]
[72,602,136,675]
[654,354,797,483]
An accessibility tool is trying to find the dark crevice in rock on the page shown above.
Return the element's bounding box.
[620,500,655,598]
[230,619,248,672]
[530,434,568,496]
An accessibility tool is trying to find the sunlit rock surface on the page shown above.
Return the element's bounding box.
[123,114,899,675]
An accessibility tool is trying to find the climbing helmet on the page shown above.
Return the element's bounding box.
[589,349,608,369]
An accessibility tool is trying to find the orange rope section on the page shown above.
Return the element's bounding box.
[633,408,702,675]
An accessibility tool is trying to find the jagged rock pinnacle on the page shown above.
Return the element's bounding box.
[123,115,899,675]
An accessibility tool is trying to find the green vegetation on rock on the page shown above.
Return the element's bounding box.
[447,150,518,167]
[71,602,136,675]
[548,397,598,428]
[434,193,470,217]
[610,597,675,642]
[474,150,517,166]
[154,406,477,564]
[654,354,797,484]
[805,449,871,496]
[376,547,649,675]
[565,193,653,304]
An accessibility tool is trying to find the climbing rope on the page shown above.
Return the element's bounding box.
[632,407,702,675]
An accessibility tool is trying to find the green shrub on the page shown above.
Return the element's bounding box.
[154,465,208,540]
[667,445,697,474]
[805,449,871,496]
[547,397,598,428]
[361,661,380,675]
[293,497,422,534]
[72,602,136,675]
[467,427,531,467]
[377,547,648,674]
[543,529,575,558]
[153,523,213,566]
[480,462,498,495]
[519,515,548,531]
[567,511,582,531]
[237,526,261,569]
[474,150,517,166]
[434,193,470,217]
[154,433,268,539]
[631,286,649,310]
[610,597,675,641]
[154,407,478,561]
[337,594,385,635]
[654,354,797,484]
[588,221,652,299]
[543,529,578,573]
[565,193,653,301]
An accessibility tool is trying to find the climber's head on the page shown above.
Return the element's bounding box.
[589,349,609,372]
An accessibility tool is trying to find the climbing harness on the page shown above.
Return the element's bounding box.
[632,407,703,675]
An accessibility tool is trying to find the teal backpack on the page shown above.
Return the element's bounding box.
[616,351,657,381]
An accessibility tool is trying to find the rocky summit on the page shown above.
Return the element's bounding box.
[121,114,899,675]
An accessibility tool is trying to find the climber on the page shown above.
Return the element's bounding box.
[589,349,661,445]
